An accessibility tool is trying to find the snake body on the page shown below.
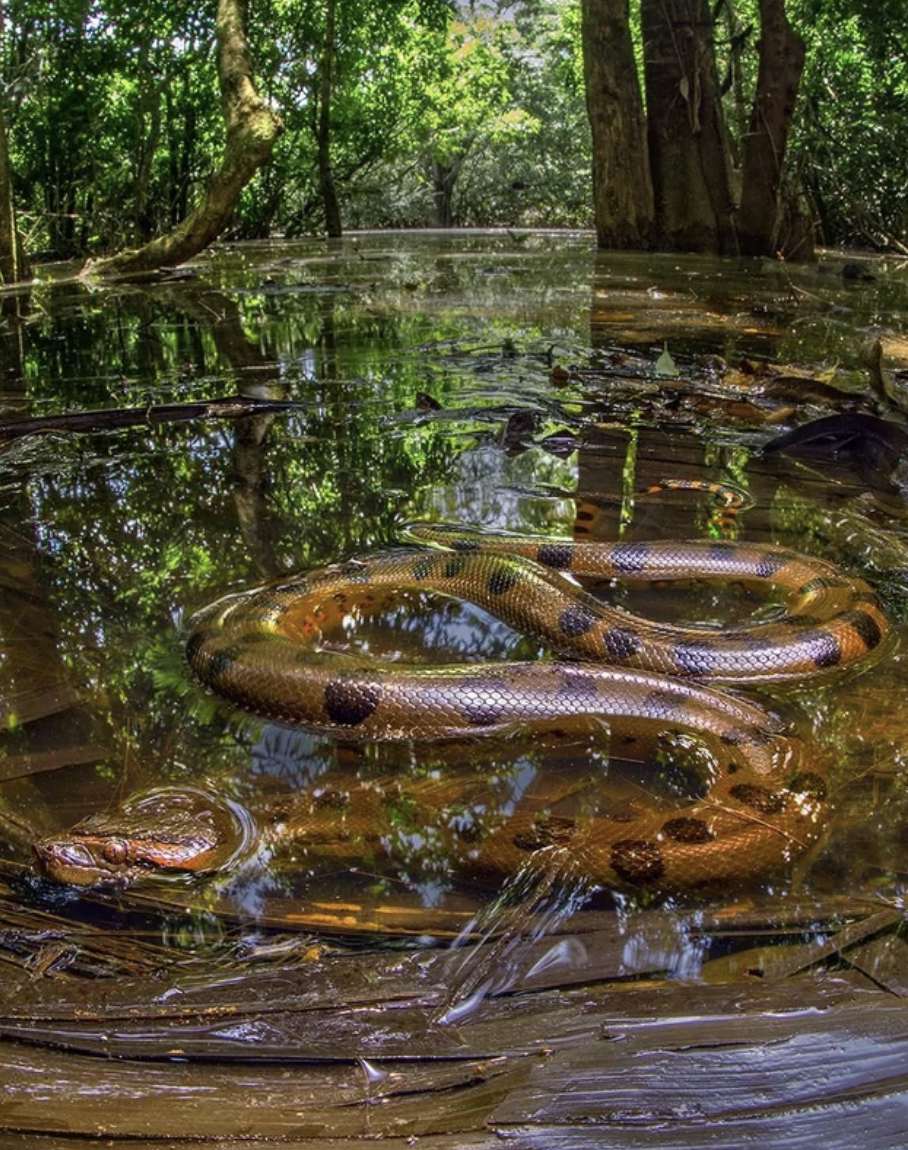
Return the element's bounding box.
[186,525,887,727]
[35,524,888,894]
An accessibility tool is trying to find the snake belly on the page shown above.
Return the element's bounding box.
[178,526,888,892]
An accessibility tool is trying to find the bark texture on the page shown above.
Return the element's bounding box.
[641,0,736,253]
[581,0,654,248]
[735,0,808,257]
[0,95,28,284]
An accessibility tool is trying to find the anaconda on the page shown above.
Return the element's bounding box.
[34,523,888,893]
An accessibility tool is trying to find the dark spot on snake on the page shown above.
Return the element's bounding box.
[610,839,665,884]
[708,541,737,559]
[843,609,883,650]
[558,665,600,696]
[661,817,713,844]
[411,558,435,580]
[559,602,599,638]
[787,771,827,801]
[755,551,795,578]
[610,542,652,574]
[603,626,642,660]
[340,561,371,582]
[720,724,774,748]
[451,537,481,552]
[487,565,520,596]
[536,542,574,571]
[323,677,382,726]
[671,639,722,676]
[643,689,690,718]
[803,628,843,669]
[442,556,467,579]
[458,676,509,727]
[201,645,244,682]
[729,783,786,814]
[513,816,575,852]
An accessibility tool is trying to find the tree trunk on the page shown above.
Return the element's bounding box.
[316,0,342,237]
[87,0,283,277]
[641,0,736,253]
[0,91,28,284]
[735,0,808,257]
[0,6,28,284]
[432,155,465,227]
[581,0,654,248]
[133,34,162,243]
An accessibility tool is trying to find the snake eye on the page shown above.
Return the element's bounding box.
[102,840,128,865]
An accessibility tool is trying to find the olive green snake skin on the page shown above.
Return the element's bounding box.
[35,522,889,893]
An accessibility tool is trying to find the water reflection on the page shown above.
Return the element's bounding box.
[1,232,907,982]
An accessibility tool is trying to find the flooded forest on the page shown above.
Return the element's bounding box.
[1,1,908,1147]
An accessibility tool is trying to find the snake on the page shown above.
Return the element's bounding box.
[34,510,890,896]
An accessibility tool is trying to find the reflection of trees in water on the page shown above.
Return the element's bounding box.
[327,592,543,664]
[0,490,109,846]
[250,725,334,787]
[0,278,460,846]
[217,727,622,920]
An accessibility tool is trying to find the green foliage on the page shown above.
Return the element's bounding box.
[440,1,592,227]
[0,0,904,251]
[343,0,590,229]
[243,0,453,235]
[789,0,908,247]
[3,0,220,256]
[0,0,591,249]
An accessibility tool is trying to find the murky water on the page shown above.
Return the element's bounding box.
[2,230,908,991]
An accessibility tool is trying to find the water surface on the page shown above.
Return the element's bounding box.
[2,229,907,984]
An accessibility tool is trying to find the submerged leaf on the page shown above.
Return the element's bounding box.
[655,343,680,378]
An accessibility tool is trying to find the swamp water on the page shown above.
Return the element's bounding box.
[2,231,908,1144]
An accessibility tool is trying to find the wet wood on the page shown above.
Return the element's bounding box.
[0,684,82,730]
[2,889,906,1144]
[2,962,908,1146]
[0,393,295,444]
[0,743,109,781]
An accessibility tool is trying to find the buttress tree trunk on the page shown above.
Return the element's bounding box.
[581,0,654,248]
[641,0,736,253]
[735,0,808,257]
[87,0,283,277]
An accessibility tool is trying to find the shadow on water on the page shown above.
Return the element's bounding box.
[2,231,908,1145]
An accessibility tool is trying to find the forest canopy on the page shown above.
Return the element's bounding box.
[0,0,905,267]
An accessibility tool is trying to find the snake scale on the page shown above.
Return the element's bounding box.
[35,518,890,894]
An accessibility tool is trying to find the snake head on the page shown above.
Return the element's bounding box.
[33,787,254,888]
